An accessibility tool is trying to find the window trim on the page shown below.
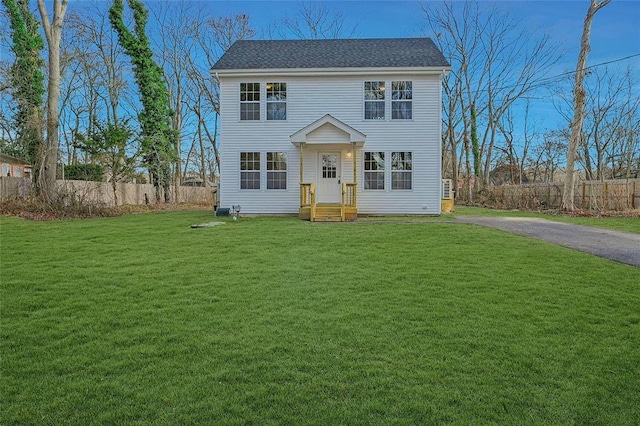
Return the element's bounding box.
[240,152,261,190]
[363,151,385,190]
[266,82,287,121]
[239,82,261,121]
[363,80,414,121]
[391,151,413,190]
[266,151,288,190]
[364,81,386,120]
[391,81,412,120]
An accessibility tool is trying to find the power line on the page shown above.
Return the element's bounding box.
[534,53,640,85]
[446,53,640,95]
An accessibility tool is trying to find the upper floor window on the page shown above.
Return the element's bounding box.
[240,152,260,189]
[240,83,260,120]
[364,152,385,190]
[267,152,287,189]
[266,83,287,120]
[391,151,412,190]
[392,81,412,120]
[364,81,386,120]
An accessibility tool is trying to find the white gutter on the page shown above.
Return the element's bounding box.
[211,66,452,78]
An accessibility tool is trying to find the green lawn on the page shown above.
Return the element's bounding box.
[2,212,639,424]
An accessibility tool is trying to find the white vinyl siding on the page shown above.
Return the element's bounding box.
[218,73,443,214]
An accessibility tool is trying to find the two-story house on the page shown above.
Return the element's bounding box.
[211,38,450,221]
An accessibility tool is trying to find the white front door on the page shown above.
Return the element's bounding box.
[317,152,341,203]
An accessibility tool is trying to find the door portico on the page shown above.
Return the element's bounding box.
[291,114,365,221]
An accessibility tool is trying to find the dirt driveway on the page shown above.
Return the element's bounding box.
[456,216,640,268]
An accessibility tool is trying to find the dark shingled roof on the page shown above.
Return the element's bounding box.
[212,38,450,71]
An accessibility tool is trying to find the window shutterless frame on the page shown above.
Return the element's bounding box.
[391,151,413,190]
[364,81,386,120]
[266,83,287,121]
[363,151,385,190]
[266,152,287,189]
[240,83,260,121]
[240,152,261,189]
[391,81,412,120]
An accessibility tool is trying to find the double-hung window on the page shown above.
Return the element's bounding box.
[392,81,412,119]
[391,152,412,190]
[240,83,260,120]
[364,152,385,190]
[267,152,287,189]
[266,83,286,120]
[240,152,260,189]
[364,81,386,120]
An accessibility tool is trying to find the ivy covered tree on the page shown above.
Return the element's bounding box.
[2,0,45,168]
[109,0,177,203]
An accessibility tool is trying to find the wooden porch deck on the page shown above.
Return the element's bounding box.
[299,183,357,222]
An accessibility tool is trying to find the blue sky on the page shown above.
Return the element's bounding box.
[205,0,639,132]
[208,0,640,70]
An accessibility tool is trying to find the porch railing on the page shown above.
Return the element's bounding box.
[341,183,356,221]
[342,183,356,207]
[300,182,316,219]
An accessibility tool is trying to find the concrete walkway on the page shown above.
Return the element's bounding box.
[456,216,640,267]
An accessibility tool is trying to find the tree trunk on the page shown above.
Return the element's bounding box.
[198,120,207,184]
[464,133,473,204]
[470,105,481,191]
[37,0,68,203]
[562,0,611,211]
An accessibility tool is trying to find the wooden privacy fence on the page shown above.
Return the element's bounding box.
[0,177,216,207]
[479,179,640,211]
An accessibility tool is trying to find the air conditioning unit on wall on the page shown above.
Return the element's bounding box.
[441,179,454,213]
[442,179,453,200]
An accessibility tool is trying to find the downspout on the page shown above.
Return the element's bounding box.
[352,142,356,186]
[299,142,304,183]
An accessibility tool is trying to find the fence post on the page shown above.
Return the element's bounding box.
[604,182,609,210]
[581,182,585,208]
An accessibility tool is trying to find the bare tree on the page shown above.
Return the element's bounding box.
[494,101,539,184]
[185,12,255,179]
[147,5,254,188]
[562,0,611,211]
[423,1,562,202]
[267,2,357,39]
[530,131,568,183]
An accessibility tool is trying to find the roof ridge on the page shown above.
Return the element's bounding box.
[213,37,450,71]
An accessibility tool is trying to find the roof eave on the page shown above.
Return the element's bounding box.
[211,66,452,78]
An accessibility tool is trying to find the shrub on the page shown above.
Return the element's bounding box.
[61,163,104,181]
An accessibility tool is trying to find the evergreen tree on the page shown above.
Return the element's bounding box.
[109,0,177,203]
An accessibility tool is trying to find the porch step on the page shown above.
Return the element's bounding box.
[314,205,343,222]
